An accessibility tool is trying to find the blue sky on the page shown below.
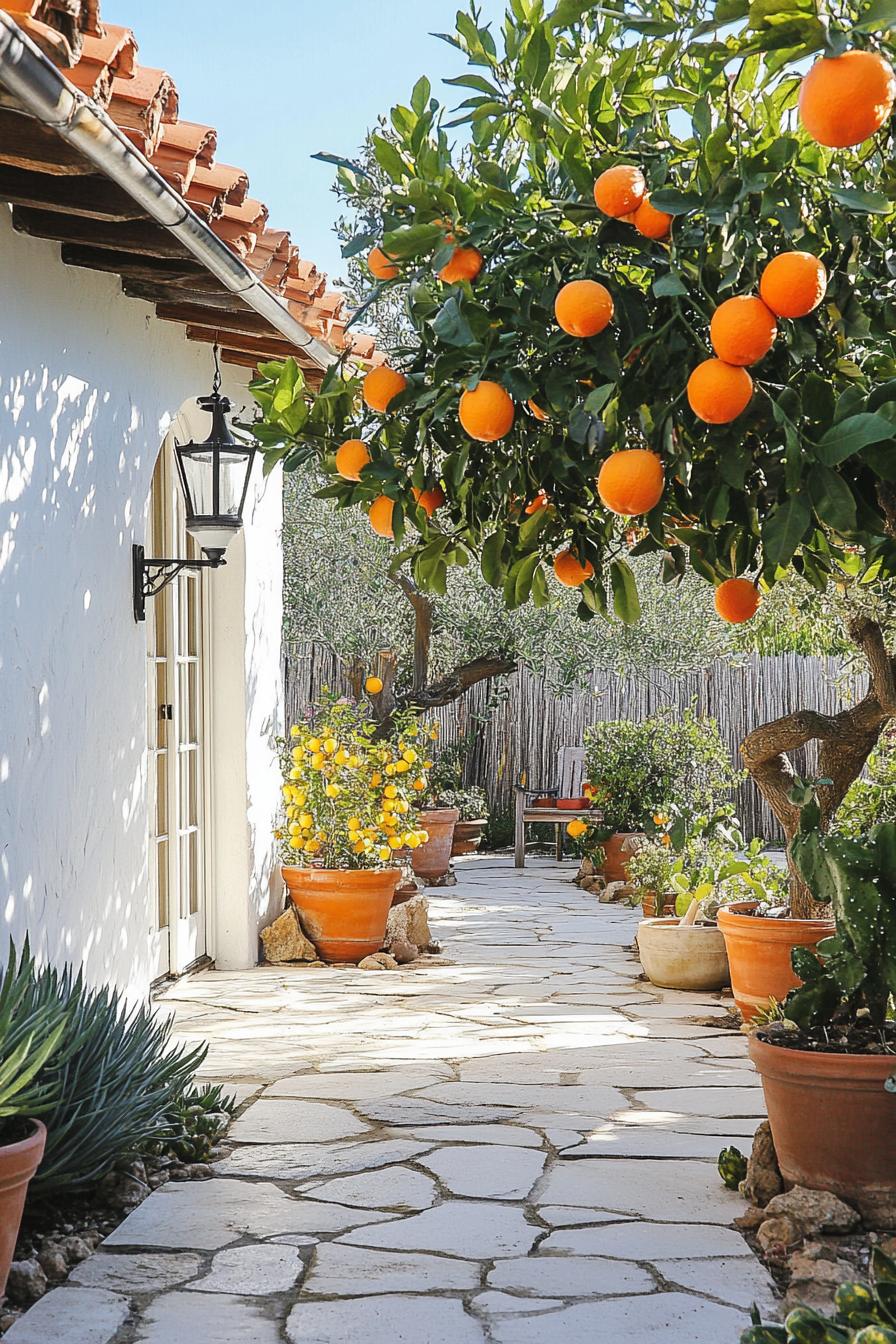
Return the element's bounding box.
[105,0,505,283]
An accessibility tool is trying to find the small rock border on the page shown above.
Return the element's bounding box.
[0,1153,217,1334]
[735,1120,896,1314]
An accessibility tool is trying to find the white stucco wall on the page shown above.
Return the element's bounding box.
[0,204,284,996]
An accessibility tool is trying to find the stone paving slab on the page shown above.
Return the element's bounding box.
[10,857,777,1342]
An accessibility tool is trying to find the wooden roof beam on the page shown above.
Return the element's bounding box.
[0,164,146,221]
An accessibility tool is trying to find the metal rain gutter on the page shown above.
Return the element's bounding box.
[0,12,336,372]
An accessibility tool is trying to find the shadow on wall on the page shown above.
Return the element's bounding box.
[0,356,158,989]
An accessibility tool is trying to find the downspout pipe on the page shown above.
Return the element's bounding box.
[0,12,336,372]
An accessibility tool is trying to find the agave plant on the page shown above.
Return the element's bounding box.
[0,941,72,1142]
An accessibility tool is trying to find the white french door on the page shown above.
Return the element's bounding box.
[146,441,210,979]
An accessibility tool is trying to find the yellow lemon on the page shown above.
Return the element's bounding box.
[403,749,418,764]
[384,784,398,799]
[347,816,362,830]
[300,812,313,828]
[413,778,426,791]
[289,836,303,851]
[294,791,307,806]
[325,783,340,799]
[311,752,325,770]
[307,737,321,752]
[566,819,588,838]
[371,772,383,787]
[289,768,301,780]
[388,835,403,850]
[282,785,293,799]
[395,760,410,774]
[378,846,391,861]
[353,840,366,855]
[290,725,300,738]
[291,746,303,762]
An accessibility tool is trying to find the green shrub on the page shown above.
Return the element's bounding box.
[583,709,740,836]
[835,728,896,839]
[482,808,514,850]
[3,947,207,1197]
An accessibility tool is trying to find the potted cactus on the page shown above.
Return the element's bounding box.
[0,943,71,1298]
[747,786,896,1227]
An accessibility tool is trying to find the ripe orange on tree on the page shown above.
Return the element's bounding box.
[553,549,594,587]
[525,490,550,514]
[458,380,515,442]
[567,819,588,839]
[363,365,407,412]
[365,675,384,695]
[412,485,445,517]
[335,438,371,481]
[368,495,395,539]
[687,359,753,424]
[593,164,646,217]
[367,245,399,281]
[709,296,778,366]
[439,246,483,284]
[798,50,896,148]
[632,196,672,240]
[597,449,664,516]
[714,578,760,624]
[759,252,827,319]
[554,280,614,338]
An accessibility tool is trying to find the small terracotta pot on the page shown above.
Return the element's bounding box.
[749,1034,896,1227]
[637,917,730,991]
[0,1119,46,1297]
[451,819,487,857]
[600,832,643,884]
[412,808,459,883]
[641,890,678,919]
[532,796,555,808]
[282,866,399,963]
[718,901,834,1022]
[556,797,590,810]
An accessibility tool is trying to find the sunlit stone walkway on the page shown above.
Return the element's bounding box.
[9,857,778,1343]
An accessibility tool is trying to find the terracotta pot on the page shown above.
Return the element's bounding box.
[532,796,554,808]
[0,1120,46,1297]
[451,819,487,857]
[556,797,590,810]
[282,866,399,963]
[641,890,678,919]
[637,917,730,991]
[718,901,835,1022]
[600,832,643,884]
[411,808,459,883]
[749,1034,896,1227]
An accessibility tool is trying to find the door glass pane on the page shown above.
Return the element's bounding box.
[157,837,169,930]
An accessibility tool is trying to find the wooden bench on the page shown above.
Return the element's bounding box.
[514,746,600,868]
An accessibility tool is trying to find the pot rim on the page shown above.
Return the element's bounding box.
[717,901,835,933]
[748,1032,896,1078]
[638,917,724,932]
[0,1117,46,1159]
[417,807,460,823]
[281,865,402,880]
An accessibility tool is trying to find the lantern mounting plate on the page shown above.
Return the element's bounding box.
[132,543,225,623]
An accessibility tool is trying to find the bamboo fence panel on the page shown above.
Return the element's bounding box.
[283,643,867,842]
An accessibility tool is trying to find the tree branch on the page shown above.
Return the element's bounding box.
[391,573,433,695]
[408,655,517,710]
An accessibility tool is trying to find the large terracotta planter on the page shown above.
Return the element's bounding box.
[282,866,399,963]
[718,901,835,1021]
[0,1120,46,1298]
[600,832,643,884]
[411,808,459,883]
[637,917,730,991]
[451,819,487,857]
[749,1034,896,1227]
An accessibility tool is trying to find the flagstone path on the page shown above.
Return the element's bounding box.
[7,856,778,1344]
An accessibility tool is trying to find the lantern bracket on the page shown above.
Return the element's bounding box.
[132,543,225,623]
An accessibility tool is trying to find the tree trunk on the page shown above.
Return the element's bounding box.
[740,614,896,918]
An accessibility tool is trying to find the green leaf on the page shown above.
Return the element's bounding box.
[816,413,895,466]
[762,497,811,566]
[828,186,892,214]
[649,189,702,216]
[856,0,896,30]
[807,466,857,533]
[609,558,641,624]
[431,294,476,347]
[653,271,688,297]
[381,222,444,259]
[481,530,506,587]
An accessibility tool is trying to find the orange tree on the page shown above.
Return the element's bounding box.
[254,0,896,862]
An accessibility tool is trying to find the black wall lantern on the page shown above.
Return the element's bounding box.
[133,350,258,622]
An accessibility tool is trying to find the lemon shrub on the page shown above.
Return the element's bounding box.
[276,694,436,870]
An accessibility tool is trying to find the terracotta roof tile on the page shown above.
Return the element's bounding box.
[186,162,249,213]
[67,24,135,101]
[150,121,216,193]
[0,0,381,368]
[109,67,178,156]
